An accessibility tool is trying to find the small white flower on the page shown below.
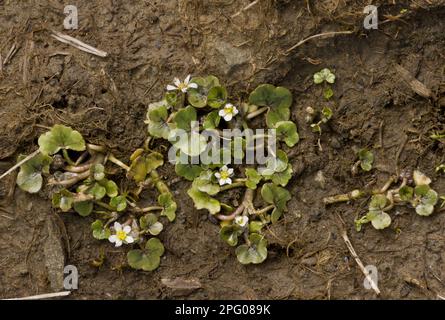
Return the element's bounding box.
[218,103,239,121]
[166,75,198,93]
[108,222,134,247]
[215,165,234,186]
[235,215,249,227]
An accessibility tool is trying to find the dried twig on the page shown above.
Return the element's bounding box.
[0,149,40,181]
[51,31,108,58]
[284,31,354,56]
[3,291,71,300]
[3,42,19,65]
[394,64,432,98]
[231,0,260,18]
[340,228,381,295]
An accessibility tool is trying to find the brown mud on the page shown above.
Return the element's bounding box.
[1,0,444,299]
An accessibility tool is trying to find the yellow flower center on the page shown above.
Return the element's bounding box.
[220,171,230,179]
[178,83,187,90]
[224,106,233,114]
[117,230,127,241]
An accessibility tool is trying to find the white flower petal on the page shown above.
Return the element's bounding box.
[113,222,122,232]
[218,179,226,186]
[225,103,233,108]
[166,84,177,91]
[224,178,232,185]
[115,239,123,247]
[123,225,131,234]
[221,165,228,171]
[215,172,221,179]
[232,107,239,115]
[188,82,198,89]
[184,74,191,84]
[223,114,233,121]
[181,87,188,93]
[173,77,181,86]
[218,109,226,117]
[227,168,234,175]
[125,236,134,244]
[108,235,117,243]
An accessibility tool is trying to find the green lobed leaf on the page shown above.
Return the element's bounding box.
[187,187,221,215]
[235,233,268,265]
[245,168,262,190]
[207,86,227,108]
[220,224,243,246]
[73,201,93,217]
[358,149,374,172]
[275,121,299,147]
[140,213,164,236]
[127,238,165,271]
[16,153,52,193]
[91,220,111,240]
[158,193,177,222]
[38,124,86,155]
[260,183,291,212]
[175,162,203,181]
[109,195,127,212]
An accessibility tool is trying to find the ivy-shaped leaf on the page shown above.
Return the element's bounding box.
[192,170,220,195]
[264,163,293,187]
[158,193,177,222]
[16,153,52,193]
[145,101,171,139]
[275,121,299,147]
[91,163,105,181]
[235,233,268,265]
[187,76,220,108]
[202,110,221,130]
[220,224,243,246]
[127,238,165,271]
[187,187,221,215]
[52,189,74,212]
[260,183,291,223]
[38,124,86,155]
[414,185,438,216]
[140,213,164,236]
[175,162,203,181]
[207,86,227,109]
[366,194,391,230]
[358,149,374,172]
[73,201,93,217]
[109,195,127,212]
[128,150,164,183]
[91,220,111,240]
[245,168,262,190]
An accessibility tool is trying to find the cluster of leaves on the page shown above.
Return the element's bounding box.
[16,124,176,271]
[145,76,296,264]
[307,68,335,143]
[355,170,439,231]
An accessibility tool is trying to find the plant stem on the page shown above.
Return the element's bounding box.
[220,181,245,191]
[95,201,115,211]
[87,143,106,153]
[246,106,268,119]
[216,188,253,220]
[62,149,76,166]
[255,205,275,215]
[48,170,91,187]
[108,154,130,171]
[323,189,365,205]
[64,161,93,173]
[132,206,163,213]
